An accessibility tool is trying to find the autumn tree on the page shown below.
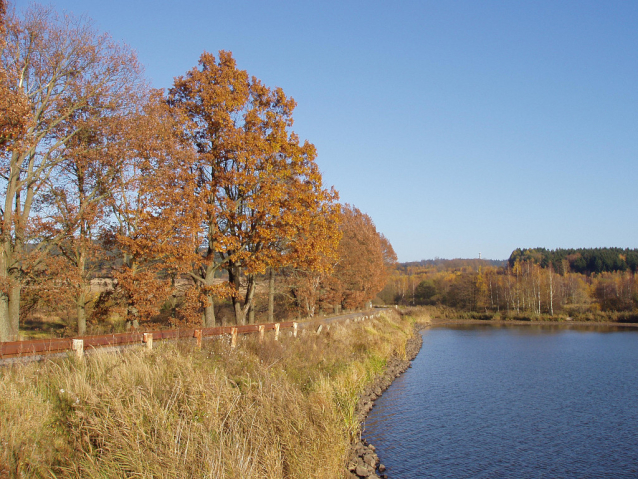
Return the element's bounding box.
[326,205,396,310]
[41,80,151,335]
[0,0,30,150]
[279,198,341,318]
[237,150,340,323]
[107,91,198,326]
[168,51,338,326]
[0,4,144,340]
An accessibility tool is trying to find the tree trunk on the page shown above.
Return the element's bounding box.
[201,262,218,327]
[9,284,20,339]
[204,294,216,327]
[233,301,245,325]
[228,266,244,325]
[248,305,255,324]
[549,267,554,316]
[238,274,255,325]
[76,249,89,335]
[0,294,11,341]
[77,292,87,336]
[268,268,274,323]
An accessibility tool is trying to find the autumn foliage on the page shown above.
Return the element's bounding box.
[323,205,396,310]
[0,3,146,339]
[0,2,394,339]
[385,252,638,321]
[167,51,341,326]
[0,0,29,150]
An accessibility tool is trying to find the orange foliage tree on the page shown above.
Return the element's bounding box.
[42,81,148,335]
[325,205,396,310]
[279,199,341,318]
[107,92,198,326]
[0,4,143,340]
[168,51,339,326]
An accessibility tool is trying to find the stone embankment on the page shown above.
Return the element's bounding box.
[346,323,424,479]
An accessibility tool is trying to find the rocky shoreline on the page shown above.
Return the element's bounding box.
[346,323,425,479]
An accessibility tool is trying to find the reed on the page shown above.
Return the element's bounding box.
[0,311,413,478]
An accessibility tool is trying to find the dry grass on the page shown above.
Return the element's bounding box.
[0,311,413,478]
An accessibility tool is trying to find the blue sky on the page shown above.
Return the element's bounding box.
[14,0,638,261]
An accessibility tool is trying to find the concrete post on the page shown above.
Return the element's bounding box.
[293,322,298,338]
[143,333,153,350]
[259,324,265,342]
[72,339,84,359]
[274,323,280,341]
[194,329,202,348]
[231,328,237,348]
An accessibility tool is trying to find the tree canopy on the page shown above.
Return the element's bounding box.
[167,51,341,326]
[0,2,395,339]
[0,3,145,339]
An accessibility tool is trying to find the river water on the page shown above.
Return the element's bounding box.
[363,324,638,478]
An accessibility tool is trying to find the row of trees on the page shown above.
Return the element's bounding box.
[383,254,638,317]
[0,2,394,340]
[280,204,395,318]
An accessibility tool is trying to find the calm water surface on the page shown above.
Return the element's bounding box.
[363,324,638,478]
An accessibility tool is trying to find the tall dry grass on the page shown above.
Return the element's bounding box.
[0,311,413,478]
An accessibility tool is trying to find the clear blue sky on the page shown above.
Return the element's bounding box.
[14,0,638,261]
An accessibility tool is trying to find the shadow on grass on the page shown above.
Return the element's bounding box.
[20,318,68,339]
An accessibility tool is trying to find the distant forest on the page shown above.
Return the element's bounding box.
[380,248,638,321]
[508,248,638,275]
[398,258,506,271]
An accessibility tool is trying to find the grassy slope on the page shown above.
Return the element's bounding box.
[1,311,414,478]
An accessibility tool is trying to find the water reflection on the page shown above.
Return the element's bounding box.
[433,321,638,334]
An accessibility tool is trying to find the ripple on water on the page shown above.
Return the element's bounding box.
[363,325,638,479]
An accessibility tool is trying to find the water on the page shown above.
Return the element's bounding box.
[363,324,638,478]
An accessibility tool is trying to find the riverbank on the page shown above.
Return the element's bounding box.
[0,311,414,478]
[346,312,427,479]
